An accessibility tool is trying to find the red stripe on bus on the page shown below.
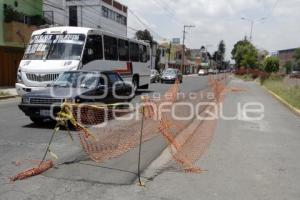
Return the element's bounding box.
[114,62,133,75]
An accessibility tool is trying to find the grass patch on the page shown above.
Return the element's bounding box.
[263,79,300,110]
[235,74,255,81]
[0,91,11,97]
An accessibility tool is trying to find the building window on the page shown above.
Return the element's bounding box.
[104,35,118,60]
[102,6,127,25]
[69,6,78,26]
[102,6,109,18]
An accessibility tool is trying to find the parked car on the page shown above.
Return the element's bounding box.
[290,70,300,78]
[198,69,208,76]
[161,68,183,83]
[150,69,161,83]
[208,68,214,74]
[213,69,219,74]
[18,71,134,124]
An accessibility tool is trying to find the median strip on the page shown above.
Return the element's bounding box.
[262,85,300,117]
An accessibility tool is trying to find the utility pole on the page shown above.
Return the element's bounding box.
[241,17,265,42]
[181,25,195,74]
[168,41,172,68]
[168,42,172,63]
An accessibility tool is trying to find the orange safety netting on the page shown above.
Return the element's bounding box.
[10,73,234,182]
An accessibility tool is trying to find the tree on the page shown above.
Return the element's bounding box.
[293,48,300,69]
[284,61,293,74]
[231,39,258,69]
[135,29,153,46]
[218,40,226,61]
[263,57,280,73]
[155,48,161,71]
[293,48,300,61]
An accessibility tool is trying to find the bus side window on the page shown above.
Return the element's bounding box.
[83,35,103,65]
[104,35,118,60]
[118,39,129,61]
[130,42,139,62]
[139,44,147,63]
[147,46,150,61]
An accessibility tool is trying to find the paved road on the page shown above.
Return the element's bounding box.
[131,79,300,200]
[0,75,208,145]
[0,75,209,194]
[2,77,299,200]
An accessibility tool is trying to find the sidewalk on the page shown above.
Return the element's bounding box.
[0,87,18,96]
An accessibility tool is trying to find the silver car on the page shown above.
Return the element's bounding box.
[161,69,183,84]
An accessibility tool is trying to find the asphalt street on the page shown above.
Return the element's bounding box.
[0,75,209,188]
[1,77,300,200]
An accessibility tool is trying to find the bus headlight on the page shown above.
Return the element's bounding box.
[17,70,23,83]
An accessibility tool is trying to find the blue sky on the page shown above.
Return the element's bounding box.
[119,0,300,60]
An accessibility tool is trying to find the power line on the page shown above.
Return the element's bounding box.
[27,0,163,40]
[128,8,164,40]
[44,0,65,11]
[67,0,138,35]
[43,0,101,28]
[150,0,184,27]
[271,0,280,12]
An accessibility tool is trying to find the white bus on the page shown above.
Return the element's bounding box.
[16,26,151,95]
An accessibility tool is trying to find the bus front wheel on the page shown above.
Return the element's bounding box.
[132,76,139,93]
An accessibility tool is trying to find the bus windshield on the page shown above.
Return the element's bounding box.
[23,34,85,60]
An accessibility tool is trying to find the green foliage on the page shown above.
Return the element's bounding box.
[218,40,225,61]
[231,39,258,68]
[263,57,280,73]
[3,5,45,26]
[263,79,300,110]
[293,48,300,61]
[155,48,161,70]
[3,5,21,23]
[284,61,293,74]
[31,15,46,26]
[0,91,10,97]
[135,29,154,46]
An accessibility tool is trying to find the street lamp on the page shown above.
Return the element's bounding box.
[181,25,195,74]
[241,17,266,42]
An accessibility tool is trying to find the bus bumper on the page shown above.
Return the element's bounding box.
[16,83,47,96]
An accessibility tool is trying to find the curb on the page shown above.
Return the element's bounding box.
[262,86,300,117]
[183,74,198,77]
[0,95,19,100]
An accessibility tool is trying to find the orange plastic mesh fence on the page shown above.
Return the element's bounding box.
[10,74,232,181]
[64,75,228,171]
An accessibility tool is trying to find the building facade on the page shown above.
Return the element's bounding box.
[277,48,299,67]
[158,42,197,74]
[0,0,43,86]
[43,0,128,36]
[43,0,66,25]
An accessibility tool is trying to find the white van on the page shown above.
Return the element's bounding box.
[16,26,151,95]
